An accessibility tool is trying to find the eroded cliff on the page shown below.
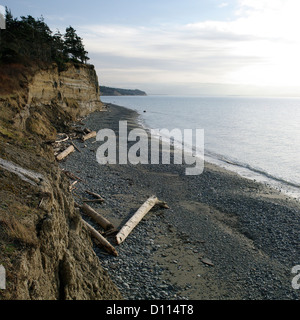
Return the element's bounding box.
[0,63,122,300]
[28,63,102,117]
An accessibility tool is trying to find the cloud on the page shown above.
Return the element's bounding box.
[0,5,5,15]
[218,2,229,8]
[80,0,300,95]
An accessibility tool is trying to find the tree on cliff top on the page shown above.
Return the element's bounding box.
[64,26,89,64]
[0,8,89,67]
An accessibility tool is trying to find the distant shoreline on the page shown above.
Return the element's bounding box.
[100,86,147,96]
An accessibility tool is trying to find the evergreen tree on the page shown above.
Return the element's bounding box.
[52,29,68,70]
[0,9,90,66]
[64,26,89,63]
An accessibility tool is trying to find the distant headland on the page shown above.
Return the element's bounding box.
[100,86,147,96]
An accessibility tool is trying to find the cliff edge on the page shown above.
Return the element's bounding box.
[0,62,122,300]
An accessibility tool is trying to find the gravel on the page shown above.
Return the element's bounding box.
[59,104,300,300]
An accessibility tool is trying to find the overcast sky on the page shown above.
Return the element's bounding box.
[3,0,300,96]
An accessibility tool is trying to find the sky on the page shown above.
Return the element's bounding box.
[2,0,300,96]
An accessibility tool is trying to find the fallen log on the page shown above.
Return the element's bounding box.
[82,220,118,257]
[82,131,97,141]
[115,195,169,245]
[56,145,75,161]
[80,203,114,230]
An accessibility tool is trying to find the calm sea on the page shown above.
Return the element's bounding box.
[101,95,300,200]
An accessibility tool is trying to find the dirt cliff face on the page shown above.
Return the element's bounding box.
[0,63,122,300]
[27,63,102,118]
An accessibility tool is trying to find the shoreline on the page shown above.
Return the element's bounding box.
[104,98,300,202]
[60,103,300,299]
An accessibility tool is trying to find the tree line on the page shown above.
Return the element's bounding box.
[0,8,89,70]
[100,86,147,96]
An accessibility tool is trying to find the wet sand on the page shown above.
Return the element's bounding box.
[60,104,300,300]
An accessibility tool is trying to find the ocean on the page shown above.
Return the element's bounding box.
[101,95,300,200]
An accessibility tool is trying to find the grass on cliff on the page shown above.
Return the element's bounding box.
[0,163,43,299]
[0,63,35,95]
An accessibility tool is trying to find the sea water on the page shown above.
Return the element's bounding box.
[101,95,300,200]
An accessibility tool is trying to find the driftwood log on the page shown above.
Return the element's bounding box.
[56,145,75,161]
[82,131,97,141]
[85,190,105,202]
[115,195,169,245]
[80,203,114,231]
[82,220,118,256]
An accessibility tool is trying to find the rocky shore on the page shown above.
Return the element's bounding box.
[60,104,300,300]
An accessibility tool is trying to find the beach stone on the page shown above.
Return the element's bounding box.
[58,104,300,300]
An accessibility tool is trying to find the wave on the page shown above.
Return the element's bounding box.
[139,113,300,190]
[205,149,300,189]
[113,100,300,200]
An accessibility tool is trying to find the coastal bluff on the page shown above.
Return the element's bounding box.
[0,63,121,300]
[28,63,103,118]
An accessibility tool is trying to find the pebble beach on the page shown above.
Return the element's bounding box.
[60,104,300,300]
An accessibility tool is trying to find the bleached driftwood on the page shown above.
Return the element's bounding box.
[0,158,44,186]
[69,180,78,191]
[82,219,118,256]
[85,190,105,202]
[82,131,96,141]
[115,195,169,245]
[55,134,69,143]
[80,203,114,230]
[56,145,75,161]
